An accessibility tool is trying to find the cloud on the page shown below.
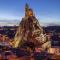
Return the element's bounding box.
[0,16,60,26]
[0,20,20,26]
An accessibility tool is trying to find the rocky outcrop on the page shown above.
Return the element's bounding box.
[12,4,51,51]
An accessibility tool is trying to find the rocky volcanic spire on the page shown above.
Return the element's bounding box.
[12,4,51,51]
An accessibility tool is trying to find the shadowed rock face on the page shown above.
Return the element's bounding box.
[13,4,51,50]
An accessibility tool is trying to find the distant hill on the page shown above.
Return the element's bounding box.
[0,25,60,33]
[43,26,60,33]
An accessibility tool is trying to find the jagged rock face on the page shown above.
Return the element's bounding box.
[13,16,47,48]
[20,16,43,45]
[12,4,51,50]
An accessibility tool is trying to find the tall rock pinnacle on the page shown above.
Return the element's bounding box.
[12,4,51,51]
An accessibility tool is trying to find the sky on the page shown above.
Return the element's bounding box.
[0,0,60,26]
